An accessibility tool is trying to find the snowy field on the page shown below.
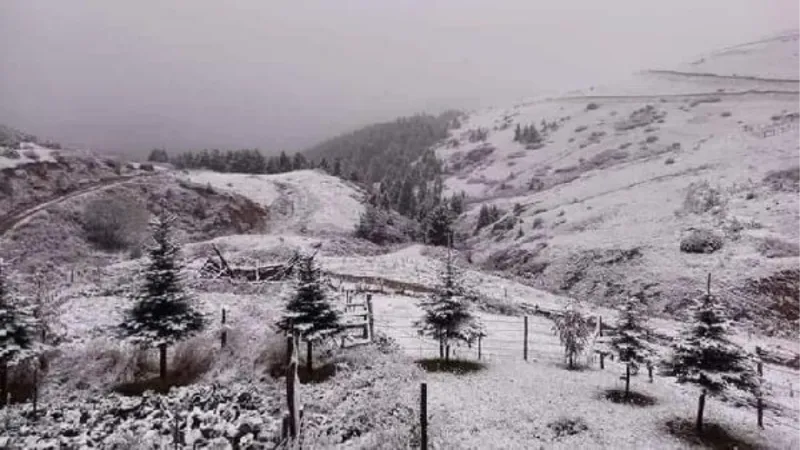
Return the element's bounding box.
[176,169,365,235]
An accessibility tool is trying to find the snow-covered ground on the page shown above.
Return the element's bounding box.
[176,169,365,235]
[0,142,60,168]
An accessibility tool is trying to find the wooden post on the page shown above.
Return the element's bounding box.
[523,316,529,361]
[625,364,631,399]
[439,337,444,359]
[306,339,313,375]
[757,396,764,429]
[420,383,428,450]
[286,336,299,439]
[706,273,711,296]
[32,368,38,420]
[220,307,227,348]
[696,390,706,434]
[600,352,605,370]
[598,316,603,337]
[478,335,482,361]
[366,294,375,340]
[648,364,653,383]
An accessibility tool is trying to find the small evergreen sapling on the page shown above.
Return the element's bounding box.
[120,214,205,381]
[661,274,758,433]
[553,301,590,369]
[415,250,483,361]
[276,254,341,372]
[610,296,655,395]
[0,260,36,406]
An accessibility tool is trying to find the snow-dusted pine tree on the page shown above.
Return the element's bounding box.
[661,274,758,433]
[553,301,590,369]
[0,259,36,406]
[611,296,654,368]
[119,213,205,381]
[416,249,483,361]
[276,254,341,373]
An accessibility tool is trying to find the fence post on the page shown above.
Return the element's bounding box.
[599,352,605,370]
[420,383,428,450]
[286,335,299,439]
[220,308,227,348]
[757,396,764,429]
[598,316,603,337]
[625,364,631,399]
[523,316,529,361]
[366,294,375,340]
[32,367,38,420]
[648,364,653,383]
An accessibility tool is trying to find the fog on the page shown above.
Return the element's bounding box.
[1,0,797,156]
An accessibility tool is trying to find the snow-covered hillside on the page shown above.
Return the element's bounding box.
[176,169,365,236]
[436,30,799,334]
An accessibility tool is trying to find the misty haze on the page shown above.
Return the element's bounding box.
[0,1,798,449]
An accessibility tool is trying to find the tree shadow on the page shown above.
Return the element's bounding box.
[664,418,764,450]
[602,388,657,407]
[297,363,337,384]
[415,358,486,375]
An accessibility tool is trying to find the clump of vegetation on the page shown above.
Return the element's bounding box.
[475,204,503,233]
[574,125,588,133]
[680,229,724,254]
[0,260,38,406]
[467,127,489,143]
[763,166,799,192]
[415,358,485,374]
[757,236,800,258]
[682,181,727,215]
[513,123,542,145]
[665,157,675,165]
[585,102,600,111]
[548,416,589,439]
[720,111,732,118]
[82,197,150,251]
[645,135,659,144]
[689,97,722,108]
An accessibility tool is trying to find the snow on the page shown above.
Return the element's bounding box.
[0,142,59,169]
[176,169,366,235]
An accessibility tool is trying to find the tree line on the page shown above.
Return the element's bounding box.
[149,148,312,175]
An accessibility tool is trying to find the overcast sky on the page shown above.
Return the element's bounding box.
[1,0,797,156]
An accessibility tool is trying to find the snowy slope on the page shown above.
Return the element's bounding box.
[436,30,799,333]
[176,169,365,235]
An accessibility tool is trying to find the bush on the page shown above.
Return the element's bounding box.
[721,111,732,117]
[763,166,799,192]
[586,103,600,111]
[665,157,675,165]
[682,181,726,215]
[2,148,20,159]
[680,229,723,254]
[82,197,149,251]
[531,217,544,229]
[757,237,800,258]
[22,149,40,160]
[139,163,155,171]
[645,135,659,144]
[415,358,485,374]
[547,416,588,439]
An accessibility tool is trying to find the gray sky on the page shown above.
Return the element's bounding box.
[1,0,797,156]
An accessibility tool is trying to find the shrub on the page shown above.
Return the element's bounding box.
[548,416,588,439]
[757,237,800,258]
[665,157,675,165]
[82,197,149,251]
[574,125,587,133]
[2,148,20,159]
[680,229,723,254]
[721,111,732,117]
[682,181,726,215]
[645,135,659,144]
[586,103,600,111]
[531,217,544,229]
[139,163,155,171]
[22,149,40,160]
[763,166,799,192]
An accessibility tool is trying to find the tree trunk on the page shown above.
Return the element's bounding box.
[306,340,313,374]
[696,390,706,434]
[625,364,631,399]
[439,338,444,359]
[159,344,168,381]
[0,361,7,407]
[445,345,451,362]
[568,353,574,369]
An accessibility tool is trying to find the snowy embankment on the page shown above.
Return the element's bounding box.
[175,169,365,235]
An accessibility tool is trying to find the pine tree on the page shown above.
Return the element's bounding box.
[332,158,342,177]
[610,296,655,396]
[514,124,521,142]
[276,254,341,340]
[0,260,36,406]
[426,204,453,247]
[553,301,590,369]
[661,274,758,433]
[276,254,341,373]
[416,249,483,360]
[120,213,205,381]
